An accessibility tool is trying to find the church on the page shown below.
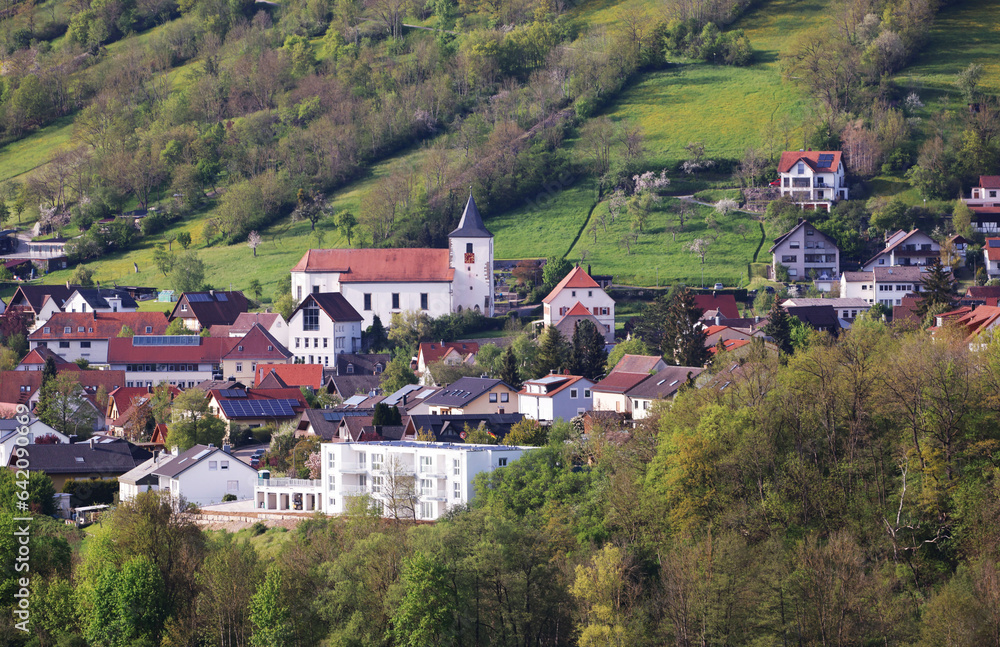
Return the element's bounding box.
[290,193,495,328]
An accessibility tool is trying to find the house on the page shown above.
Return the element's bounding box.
[226,311,289,348]
[254,363,326,390]
[287,292,363,366]
[168,291,249,331]
[6,284,76,328]
[709,339,752,354]
[692,293,741,321]
[378,383,442,415]
[28,311,169,364]
[591,371,652,415]
[255,472,326,512]
[0,418,68,467]
[861,229,940,271]
[935,305,1000,341]
[207,387,309,430]
[16,346,78,371]
[701,324,759,348]
[985,238,1000,279]
[106,385,181,437]
[422,377,518,415]
[319,441,533,520]
[328,375,382,400]
[10,437,151,490]
[416,341,480,374]
[609,354,667,375]
[541,266,615,342]
[777,150,849,210]
[840,267,924,307]
[626,365,704,420]
[121,444,257,506]
[967,175,1000,204]
[518,374,594,424]
[0,369,125,419]
[62,287,139,315]
[891,294,922,325]
[785,305,841,333]
[299,408,360,441]
[117,448,174,501]
[782,298,872,321]
[220,324,293,384]
[946,235,969,262]
[107,335,237,388]
[403,413,525,442]
[769,220,840,282]
[335,353,390,376]
[290,193,494,328]
[965,285,1000,307]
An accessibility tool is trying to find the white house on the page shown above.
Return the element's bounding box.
[62,288,138,315]
[127,444,258,507]
[255,474,325,512]
[985,238,1000,279]
[777,150,848,210]
[769,220,840,282]
[107,335,235,388]
[840,267,924,307]
[321,441,533,521]
[782,297,872,320]
[861,229,940,271]
[287,292,363,366]
[0,418,67,467]
[626,365,704,420]
[290,193,494,328]
[541,266,616,342]
[517,374,594,424]
[28,311,169,365]
[228,312,289,348]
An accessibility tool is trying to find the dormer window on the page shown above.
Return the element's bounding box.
[238,345,244,352]
[374,364,382,374]
[145,326,152,333]
[346,364,354,374]
[78,327,84,332]
[797,162,805,174]
[267,345,273,351]
[43,327,50,334]
[64,327,71,333]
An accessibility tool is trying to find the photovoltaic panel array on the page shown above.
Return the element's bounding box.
[218,399,300,418]
[989,240,1000,248]
[132,336,201,346]
[218,389,247,398]
[187,294,212,302]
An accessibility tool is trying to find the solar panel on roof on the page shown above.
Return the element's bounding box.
[187,293,211,302]
[216,293,228,301]
[219,389,247,398]
[132,336,200,346]
[989,240,1000,248]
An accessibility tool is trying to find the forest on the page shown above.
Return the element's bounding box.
[3,312,1000,645]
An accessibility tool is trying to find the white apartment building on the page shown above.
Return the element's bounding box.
[777,150,848,210]
[320,441,532,521]
[287,292,363,366]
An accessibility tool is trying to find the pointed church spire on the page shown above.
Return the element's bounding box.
[448,191,492,238]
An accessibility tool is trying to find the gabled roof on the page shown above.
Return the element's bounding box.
[891,294,922,325]
[966,285,1000,303]
[980,175,1000,189]
[291,292,363,322]
[290,249,454,282]
[448,192,493,238]
[785,305,840,330]
[8,284,76,312]
[339,415,374,441]
[692,294,739,320]
[170,291,249,327]
[8,438,151,474]
[611,354,665,375]
[28,312,169,340]
[782,298,871,308]
[17,346,77,369]
[986,238,1000,262]
[222,324,292,361]
[542,267,601,304]
[842,271,874,282]
[152,444,255,479]
[107,336,237,364]
[302,408,346,441]
[769,219,838,254]
[423,377,511,408]
[69,287,138,310]
[328,375,382,398]
[778,150,843,174]
[418,341,480,365]
[518,374,588,397]
[228,312,282,336]
[0,369,125,406]
[708,339,751,354]
[405,413,524,442]
[861,229,935,268]
[592,371,651,394]
[873,266,924,282]
[564,301,592,317]
[254,363,324,389]
[336,353,390,375]
[625,365,703,398]
[940,305,1000,341]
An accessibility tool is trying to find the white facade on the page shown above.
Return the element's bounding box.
[449,234,494,315]
[861,230,939,271]
[113,362,217,389]
[542,288,615,334]
[778,152,848,209]
[63,292,134,315]
[770,221,840,281]
[31,338,109,364]
[518,376,594,424]
[292,279,454,330]
[321,441,531,521]
[287,303,363,367]
[840,269,924,307]
[0,420,67,467]
[158,448,257,506]
[255,476,325,512]
[592,390,631,415]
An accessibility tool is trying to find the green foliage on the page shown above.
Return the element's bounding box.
[569,319,608,380]
[604,336,650,374]
[534,325,569,377]
[168,416,226,452]
[762,300,794,355]
[542,256,573,290]
[61,478,118,508]
[372,402,402,426]
[250,565,293,647]
[392,552,454,646]
[70,264,94,287]
[0,469,57,516]
[87,556,168,647]
[171,250,206,294]
[381,352,418,393]
[502,418,548,446]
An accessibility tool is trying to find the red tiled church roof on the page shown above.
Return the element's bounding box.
[291,249,455,282]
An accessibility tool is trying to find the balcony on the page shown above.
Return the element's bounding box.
[257,477,322,488]
[341,485,371,496]
[339,463,369,474]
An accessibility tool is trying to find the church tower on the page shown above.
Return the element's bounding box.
[449,192,494,316]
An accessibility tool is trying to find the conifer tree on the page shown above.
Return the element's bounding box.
[663,287,710,367]
[499,346,521,390]
[569,320,608,380]
[534,326,568,377]
[915,258,955,319]
[762,300,794,355]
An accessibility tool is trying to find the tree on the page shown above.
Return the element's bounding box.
[569,319,608,380]
[70,263,94,286]
[87,556,168,647]
[762,300,794,355]
[247,230,261,257]
[957,62,984,104]
[392,552,455,646]
[953,200,975,239]
[274,293,298,322]
[164,318,189,335]
[176,231,192,249]
[336,210,357,246]
[167,416,226,452]
[372,402,402,426]
[153,245,174,277]
[534,325,568,377]
[605,336,650,374]
[248,279,263,302]
[383,455,418,522]
[381,353,417,393]
[662,287,710,367]
[364,315,389,351]
[36,372,97,437]
[250,565,293,647]
[571,545,636,647]
[915,258,956,319]
[542,256,573,290]
[502,418,547,446]
[499,346,521,390]
[118,325,135,337]
[685,238,712,287]
[171,250,206,293]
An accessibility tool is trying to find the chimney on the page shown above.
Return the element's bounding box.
[588,264,592,275]
[222,444,231,454]
[715,315,721,326]
[402,393,408,406]
[208,443,215,449]
[755,315,760,324]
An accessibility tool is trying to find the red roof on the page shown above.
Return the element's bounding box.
[28,312,169,340]
[778,150,843,173]
[254,363,325,389]
[107,336,237,364]
[980,176,1000,189]
[222,324,292,361]
[986,238,1000,262]
[610,355,664,375]
[692,294,740,320]
[942,305,1000,340]
[229,312,282,336]
[564,301,592,316]
[708,339,750,354]
[702,325,727,336]
[0,369,125,406]
[17,347,76,369]
[151,423,168,444]
[291,249,455,282]
[542,267,601,304]
[418,341,480,364]
[592,371,650,394]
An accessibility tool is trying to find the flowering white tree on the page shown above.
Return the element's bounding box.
[714,198,739,216]
[686,238,712,287]
[633,170,670,194]
[247,230,261,257]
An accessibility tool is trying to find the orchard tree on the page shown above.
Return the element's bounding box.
[247,230,262,257]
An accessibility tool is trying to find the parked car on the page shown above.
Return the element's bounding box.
[714,283,724,290]
[250,456,261,469]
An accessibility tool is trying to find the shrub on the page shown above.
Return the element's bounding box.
[222,494,237,502]
[250,521,268,536]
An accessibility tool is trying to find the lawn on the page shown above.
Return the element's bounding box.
[489,182,598,259]
[0,116,76,183]
[566,197,762,287]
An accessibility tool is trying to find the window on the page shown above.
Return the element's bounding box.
[303,306,320,331]
[453,458,461,476]
[323,338,328,348]
[43,327,50,334]
[588,290,593,297]
[346,364,354,374]
[227,480,239,491]
[498,458,508,467]
[145,327,152,333]
[489,393,498,403]
[236,363,243,372]
[77,326,84,332]
[584,389,591,398]
[295,337,300,348]
[64,327,71,333]
[466,243,473,254]
[500,393,508,403]
[221,461,229,470]
[181,304,188,312]
[420,293,428,310]
[328,453,336,468]
[797,162,805,174]
[861,285,868,290]
[237,345,244,352]
[453,482,461,499]
[59,341,70,348]
[80,341,91,348]
[420,456,432,473]
[358,452,366,468]
[371,475,383,493]
[267,345,273,351]
[335,337,345,350]
[363,294,371,310]
[788,269,798,277]
[391,293,400,309]
[420,502,434,519]
[209,461,218,471]
[371,453,383,471]
[781,255,797,263]
[296,286,302,300]
[421,479,434,495]
[312,285,320,294]
[789,242,800,249]
[806,229,814,236]
[358,474,367,489]
[571,290,576,297]
[570,389,578,398]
